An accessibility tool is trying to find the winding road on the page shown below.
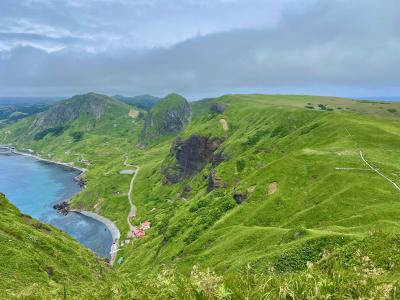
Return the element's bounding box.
[124,155,140,237]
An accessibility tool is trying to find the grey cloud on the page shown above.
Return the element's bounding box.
[0,0,399,98]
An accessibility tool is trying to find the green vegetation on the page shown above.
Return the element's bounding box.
[34,126,67,140]
[70,131,84,142]
[0,193,112,299]
[140,93,192,144]
[1,93,400,298]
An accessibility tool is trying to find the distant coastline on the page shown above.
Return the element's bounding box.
[0,145,120,265]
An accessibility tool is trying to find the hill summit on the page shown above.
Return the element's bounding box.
[140,93,191,144]
[32,93,125,130]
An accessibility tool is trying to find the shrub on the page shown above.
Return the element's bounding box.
[236,159,246,172]
[300,122,320,135]
[241,130,267,146]
[271,125,290,138]
[34,126,67,140]
[70,131,84,142]
[387,108,397,113]
[279,228,307,244]
[273,236,348,272]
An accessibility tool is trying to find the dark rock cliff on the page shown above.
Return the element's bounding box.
[210,102,227,114]
[162,135,223,184]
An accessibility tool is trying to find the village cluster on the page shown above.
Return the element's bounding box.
[132,220,151,238]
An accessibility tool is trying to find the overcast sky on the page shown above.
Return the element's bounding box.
[0,0,399,99]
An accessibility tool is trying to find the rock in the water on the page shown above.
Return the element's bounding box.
[163,135,223,184]
[53,201,70,215]
[74,175,86,188]
[233,192,248,204]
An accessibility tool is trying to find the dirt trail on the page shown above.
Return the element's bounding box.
[359,150,400,191]
[345,127,400,192]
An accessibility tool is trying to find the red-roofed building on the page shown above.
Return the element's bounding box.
[132,227,145,237]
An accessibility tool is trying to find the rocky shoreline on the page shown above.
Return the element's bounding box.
[2,146,120,265]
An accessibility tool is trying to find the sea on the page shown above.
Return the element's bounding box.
[0,151,112,258]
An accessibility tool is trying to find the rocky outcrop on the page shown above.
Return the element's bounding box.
[74,175,87,188]
[53,201,69,215]
[140,93,192,144]
[163,135,223,184]
[211,151,229,166]
[207,170,225,192]
[181,185,193,198]
[210,103,227,113]
[233,192,248,204]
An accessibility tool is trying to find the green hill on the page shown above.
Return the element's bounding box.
[140,93,192,144]
[0,193,113,299]
[2,93,400,298]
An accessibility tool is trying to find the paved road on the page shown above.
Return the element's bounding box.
[124,155,140,237]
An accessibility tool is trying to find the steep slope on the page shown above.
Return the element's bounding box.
[0,193,113,299]
[140,93,192,145]
[114,94,400,276]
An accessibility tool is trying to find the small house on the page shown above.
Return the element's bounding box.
[132,226,145,237]
[141,221,151,230]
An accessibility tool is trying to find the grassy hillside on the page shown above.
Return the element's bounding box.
[0,193,113,299]
[2,93,400,298]
[114,94,400,275]
[140,93,192,144]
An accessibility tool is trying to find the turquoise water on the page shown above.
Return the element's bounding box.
[0,151,112,258]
